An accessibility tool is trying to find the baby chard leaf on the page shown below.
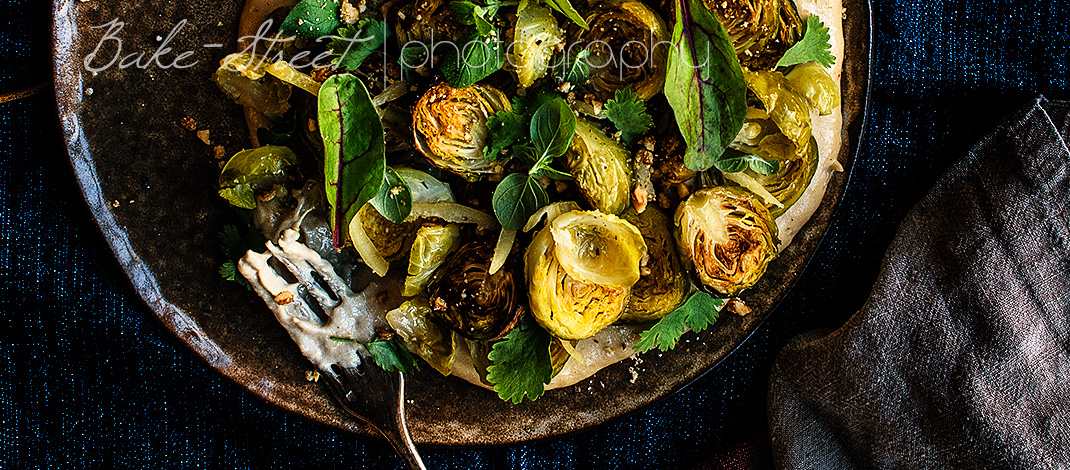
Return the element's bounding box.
[319,74,386,249]
[664,0,747,172]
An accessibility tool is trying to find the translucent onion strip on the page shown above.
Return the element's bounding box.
[721,171,783,208]
[348,212,390,276]
[406,203,499,229]
[267,61,322,96]
[489,229,516,275]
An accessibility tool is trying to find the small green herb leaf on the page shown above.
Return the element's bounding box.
[664,0,748,172]
[604,88,654,146]
[714,148,750,173]
[540,0,589,29]
[449,1,498,35]
[529,98,576,163]
[442,30,504,88]
[371,166,412,223]
[486,315,554,403]
[365,338,420,373]
[319,74,386,249]
[555,49,590,86]
[484,110,526,161]
[280,0,342,38]
[748,156,780,175]
[492,173,549,230]
[777,15,835,68]
[329,19,390,72]
[635,292,725,353]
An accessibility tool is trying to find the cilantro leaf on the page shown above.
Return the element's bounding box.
[442,30,504,88]
[329,19,390,72]
[280,0,342,38]
[776,15,835,68]
[635,292,725,353]
[604,88,654,146]
[486,316,554,403]
[484,110,525,161]
[365,338,420,373]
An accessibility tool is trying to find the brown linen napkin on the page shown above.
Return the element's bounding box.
[767,98,1070,469]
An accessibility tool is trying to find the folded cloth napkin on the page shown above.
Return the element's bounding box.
[767,98,1070,468]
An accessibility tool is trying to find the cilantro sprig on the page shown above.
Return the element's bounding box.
[777,15,835,68]
[603,88,654,146]
[635,292,726,353]
[486,316,554,403]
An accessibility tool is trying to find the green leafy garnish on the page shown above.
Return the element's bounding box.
[777,15,835,68]
[604,88,654,146]
[218,146,298,210]
[554,49,590,87]
[492,173,549,230]
[280,0,342,38]
[663,0,748,172]
[486,316,554,403]
[366,338,421,373]
[715,149,781,175]
[329,19,390,72]
[491,98,576,230]
[449,0,500,36]
[318,74,387,249]
[217,218,267,290]
[442,30,504,88]
[635,292,725,353]
[370,166,412,224]
[539,0,589,29]
[484,110,526,161]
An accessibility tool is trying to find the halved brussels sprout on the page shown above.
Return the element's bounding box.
[525,210,647,340]
[704,0,802,70]
[785,63,841,116]
[573,1,669,105]
[214,53,292,116]
[509,4,564,88]
[395,0,464,46]
[742,137,818,218]
[427,238,523,340]
[619,206,689,322]
[413,83,512,180]
[741,70,812,159]
[675,187,778,296]
[566,118,632,214]
[218,145,298,209]
[386,298,457,376]
[357,204,422,262]
[403,223,463,296]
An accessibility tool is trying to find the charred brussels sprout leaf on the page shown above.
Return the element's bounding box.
[486,315,554,403]
[508,4,564,89]
[675,187,778,296]
[566,118,631,214]
[218,145,299,209]
[403,224,462,297]
[214,53,292,116]
[785,62,841,115]
[386,298,457,375]
[427,239,523,340]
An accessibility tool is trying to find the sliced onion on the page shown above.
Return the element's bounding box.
[522,201,581,232]
[721,170,783,208]
[489,229,516,275]
[348,212,390,276]
[267,60,322,95]
[406,203,499,229]
[372,80,409,111]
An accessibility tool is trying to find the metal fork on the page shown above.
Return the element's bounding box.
[238,228,427,470]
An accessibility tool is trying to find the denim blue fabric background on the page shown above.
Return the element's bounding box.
[3,0,1069,467]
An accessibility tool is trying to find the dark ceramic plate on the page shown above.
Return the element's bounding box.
[52,0,869,445]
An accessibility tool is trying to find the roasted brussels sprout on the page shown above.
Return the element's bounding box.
[738,137,818,218]
[675,186,778,296]
[427,239,523,340]
[218,145,298,209]
[386,298,457,376]
[214,53,292,116]
[357,204,422,261]
[785,63,841,116]
[731,70,812,161]
[525,210,647,340]
[566,118,632,214]
[394,0,464,46]
[704,0,802,70]
[403,223,463,296]
[508,4,565,89]
[619,206,689,322]
[413,83,512,180]
[573,1,669,106]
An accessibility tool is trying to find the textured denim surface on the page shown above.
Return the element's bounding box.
[3,0,1070,468]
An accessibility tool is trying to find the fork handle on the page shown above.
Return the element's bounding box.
[378,372,427,470]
